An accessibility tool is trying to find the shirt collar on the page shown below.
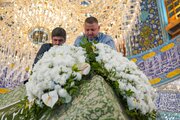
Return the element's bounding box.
[83,33,102,42]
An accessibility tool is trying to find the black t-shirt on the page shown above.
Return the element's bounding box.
[33,43,53,67]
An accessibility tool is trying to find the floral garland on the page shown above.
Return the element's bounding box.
[1,41,157,119]
[80,39,157,119]
[94,44,157,119]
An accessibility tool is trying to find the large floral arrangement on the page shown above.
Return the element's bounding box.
[1,40,157,120]
[26,45,90,108]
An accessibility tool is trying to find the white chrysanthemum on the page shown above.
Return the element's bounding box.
[25,82,35,102]
[58,88,72,103]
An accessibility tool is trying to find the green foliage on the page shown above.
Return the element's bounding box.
[0,97,52,120]
[72,64,80,72]
[80,37,97,63]
[124,90,134,97]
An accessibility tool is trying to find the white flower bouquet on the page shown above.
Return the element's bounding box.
[26,45,90,108]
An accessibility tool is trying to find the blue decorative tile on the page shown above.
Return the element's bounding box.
[156,91,180,113]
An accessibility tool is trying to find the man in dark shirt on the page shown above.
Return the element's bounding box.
[24,27,66,84]
[33,27,66,67]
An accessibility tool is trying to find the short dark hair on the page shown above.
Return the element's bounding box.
[85,16,98,24]
[51,27,66,40]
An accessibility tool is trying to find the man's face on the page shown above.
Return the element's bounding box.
[84,22,100,40]
[52,36,65,46]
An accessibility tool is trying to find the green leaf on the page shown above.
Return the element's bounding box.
[68,86,79,96]
[125,89,134,97]
[72,64,79,72]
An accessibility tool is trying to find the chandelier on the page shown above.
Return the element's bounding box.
[0,0,141,88]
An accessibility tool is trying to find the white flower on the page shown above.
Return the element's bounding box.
[25,82,35,102]
[127,97,136,110]
[104,63,113,71]
[59,75,67,85]
[72,72,82,80]
[41,90,58,108]
[54,85,61,91]
[30,85,44,99]
[78,56,86,63]
[58,88,72,103]
[77,63,91,75]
